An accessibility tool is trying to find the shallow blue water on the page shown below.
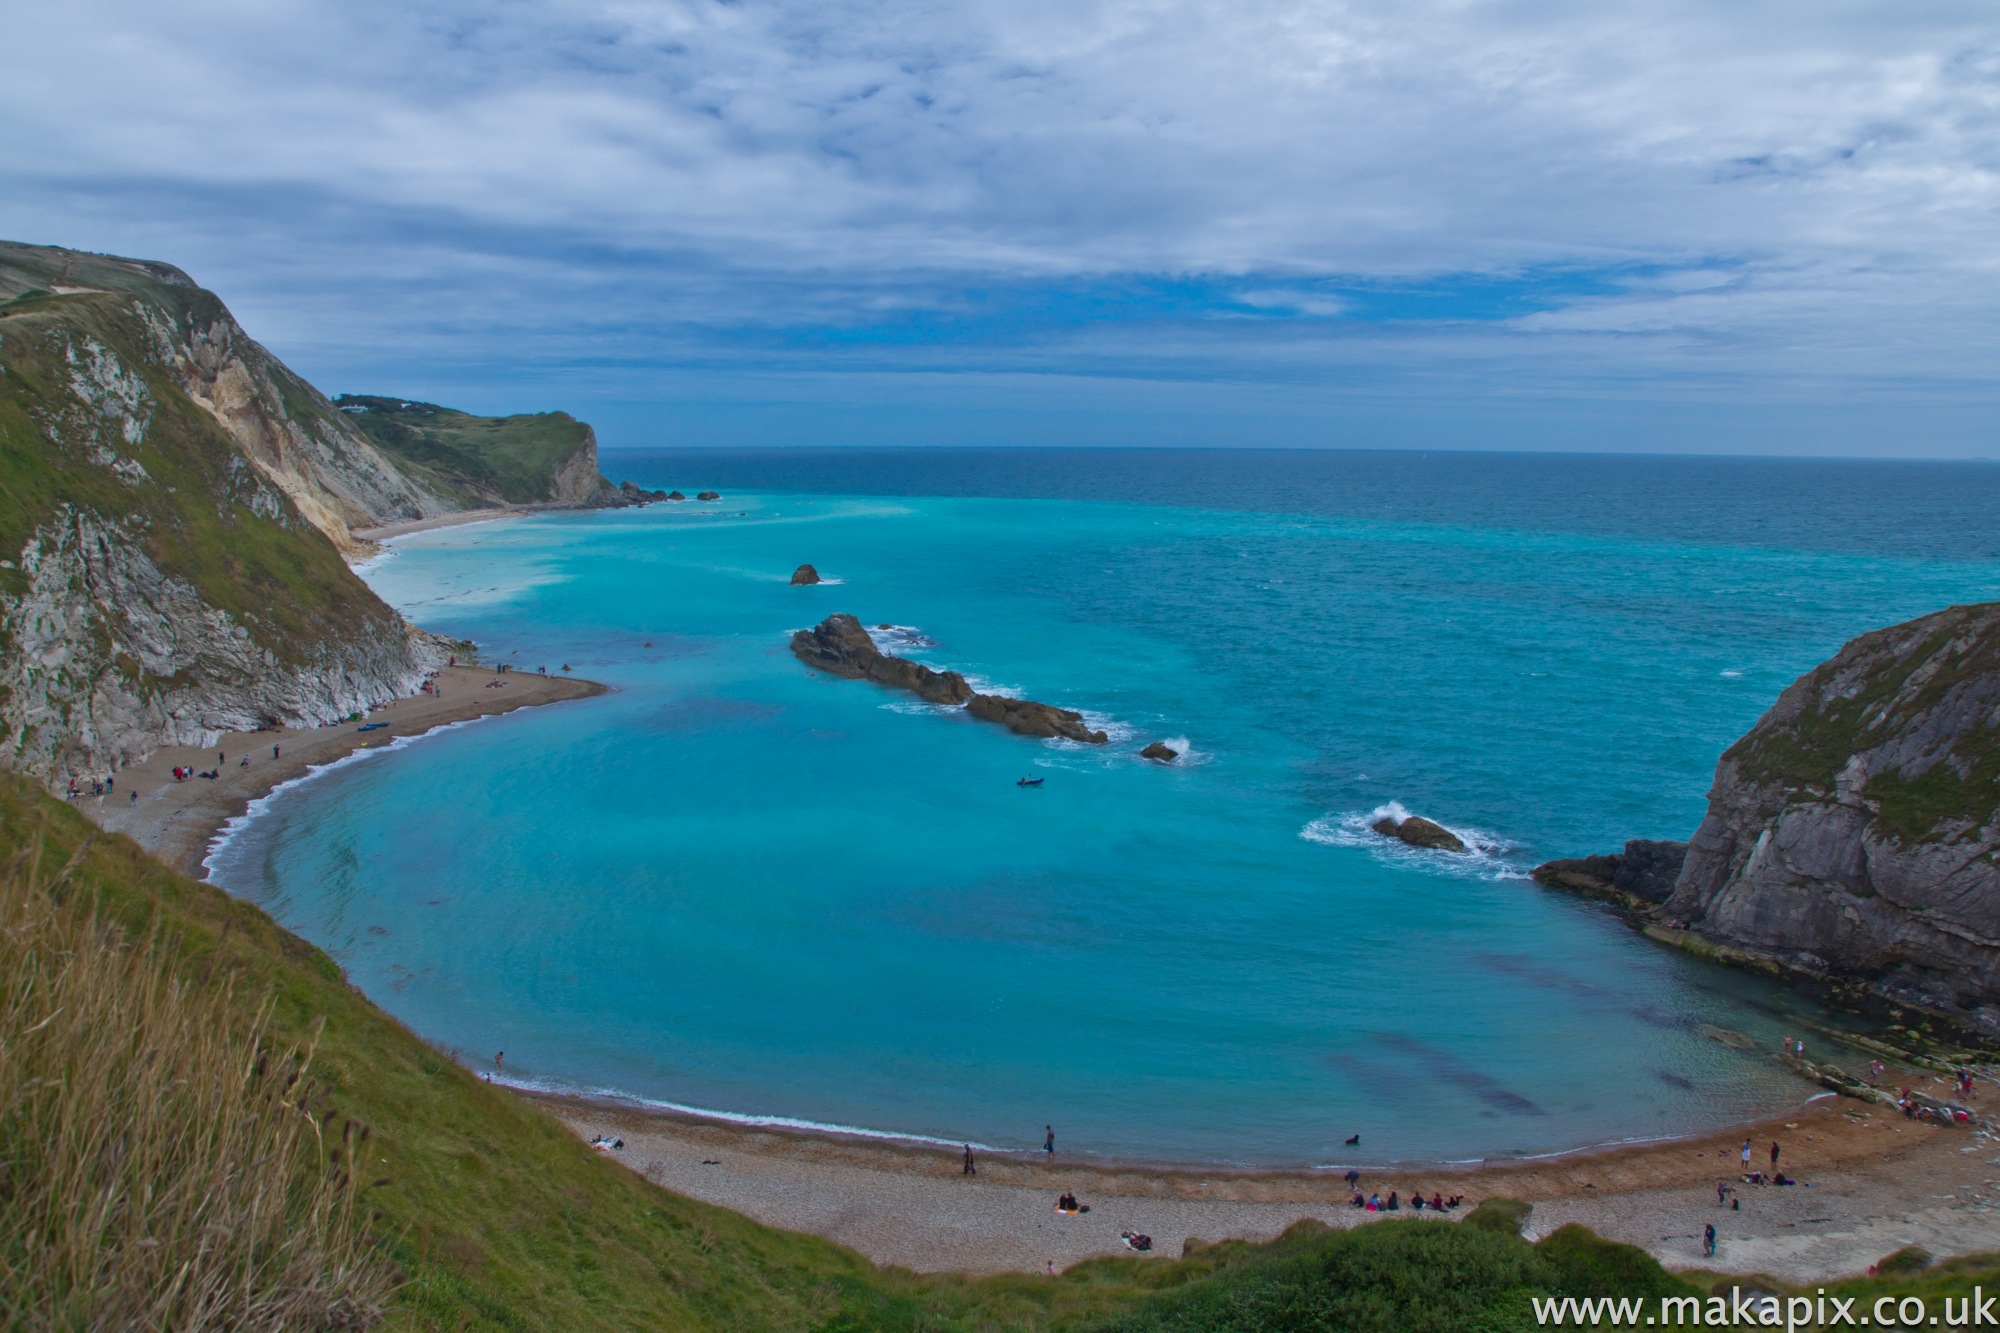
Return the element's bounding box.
[208,451,2000,1165]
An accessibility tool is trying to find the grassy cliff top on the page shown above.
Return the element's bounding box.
[1724,601,2000,845]
[334,395,594,507]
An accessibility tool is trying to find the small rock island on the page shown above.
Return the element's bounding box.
[1371,814,1467,853]
[791,564,822,585]
[1140,742,1179,763]
[790,614,1108,744]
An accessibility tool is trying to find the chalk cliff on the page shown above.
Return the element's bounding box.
[1661,602,2000,1027]
[0,241,455,781]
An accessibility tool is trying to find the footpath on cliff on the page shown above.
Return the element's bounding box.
[76,665,603,878]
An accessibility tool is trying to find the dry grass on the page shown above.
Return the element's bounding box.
[0,836,394,1330]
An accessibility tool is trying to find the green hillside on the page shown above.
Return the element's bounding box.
[335,395,603,507]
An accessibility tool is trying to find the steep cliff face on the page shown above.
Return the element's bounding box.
[1,243,455,556]
[1664,602,2000,1025]
[0,242,449,781]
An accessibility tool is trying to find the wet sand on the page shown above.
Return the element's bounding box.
[352,507,522,542]
[73,666,605,877]
[537,1081,2000,1280]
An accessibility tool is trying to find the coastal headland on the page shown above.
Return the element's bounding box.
[79,664,603,878]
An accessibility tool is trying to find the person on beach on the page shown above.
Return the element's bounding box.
[1740,1139,1751,1168]
[1385,1191,1399,1211]
[963,1145,976,1176]
[1431,1193,1445,1210]
[1716,1181,1731,1207]
[1366,1193,1380,1211]
[273,744,280,759]
[1704,1223,1717,1258]
[219,751,225,765]
[495,1051,504,1071]
[129,790,137,805]
[1344,1168,1360,1189]
[1045,1125,1055,1154]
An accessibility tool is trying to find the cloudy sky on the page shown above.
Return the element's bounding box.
[5,0,1997,453]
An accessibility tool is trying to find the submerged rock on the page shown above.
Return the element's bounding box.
[1371,815,1467,853]
[667,490,686,501]
[790,564,822,586]
[1140,742,1179,763]
[790,614,1108,744]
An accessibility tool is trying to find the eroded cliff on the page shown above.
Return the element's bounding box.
[0,242,450,781]
[1663,602,2000,1027]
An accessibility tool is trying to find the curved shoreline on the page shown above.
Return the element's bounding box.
[78,665,606,879]
[68,658,2000,1281]
[532,1079,2000,1279]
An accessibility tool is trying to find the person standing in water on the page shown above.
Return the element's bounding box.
[1044,1125,1056,1154]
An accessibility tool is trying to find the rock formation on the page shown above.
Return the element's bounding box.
[789,614,971,705]
[1660,601,2000,1025]
[697,491,720,502]
[0,241,454,781]
[1532,840,1687,907]
[965,694,1108,745]
[1371,814,1467,853]
[791,564,821,586]
[667,490,686,501]
[790,614,1108,744]
[1141,742,1179,762]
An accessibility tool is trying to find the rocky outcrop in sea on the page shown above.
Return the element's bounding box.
[1532,840,1686,908]
[791,564,822,586]
[790,614,1108,744]
[1371,814,1466,853]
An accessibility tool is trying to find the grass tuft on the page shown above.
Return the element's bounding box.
[0,833,394,1329]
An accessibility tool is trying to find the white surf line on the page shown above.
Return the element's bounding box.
[200,714,500,880]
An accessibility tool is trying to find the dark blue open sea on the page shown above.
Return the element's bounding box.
[207,450,2000,1165]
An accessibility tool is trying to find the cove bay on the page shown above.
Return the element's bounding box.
[206,450,2000,1166]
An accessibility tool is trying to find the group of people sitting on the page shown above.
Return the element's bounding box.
[1896,1088,1973,1123]
[171,766,219,781]
[1054,1192,1090,1215]
[1350,1191,1463,1212]
[66,776,115,798]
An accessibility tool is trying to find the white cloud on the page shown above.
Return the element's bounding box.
[4,0,1998,436]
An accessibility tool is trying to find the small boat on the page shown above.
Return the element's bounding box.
[1017,776,1044,787]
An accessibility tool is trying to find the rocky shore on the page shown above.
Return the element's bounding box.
[790,614,1109,744]
[1529,599,2000,1051]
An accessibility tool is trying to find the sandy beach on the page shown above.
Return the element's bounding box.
[73,665,605,878]
[352,507,524,542]
[537,1083,2000,1281]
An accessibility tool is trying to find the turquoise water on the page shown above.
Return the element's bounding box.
[208,458,2000,1165]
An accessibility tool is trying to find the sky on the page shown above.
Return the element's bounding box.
[4,0,1998,455]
